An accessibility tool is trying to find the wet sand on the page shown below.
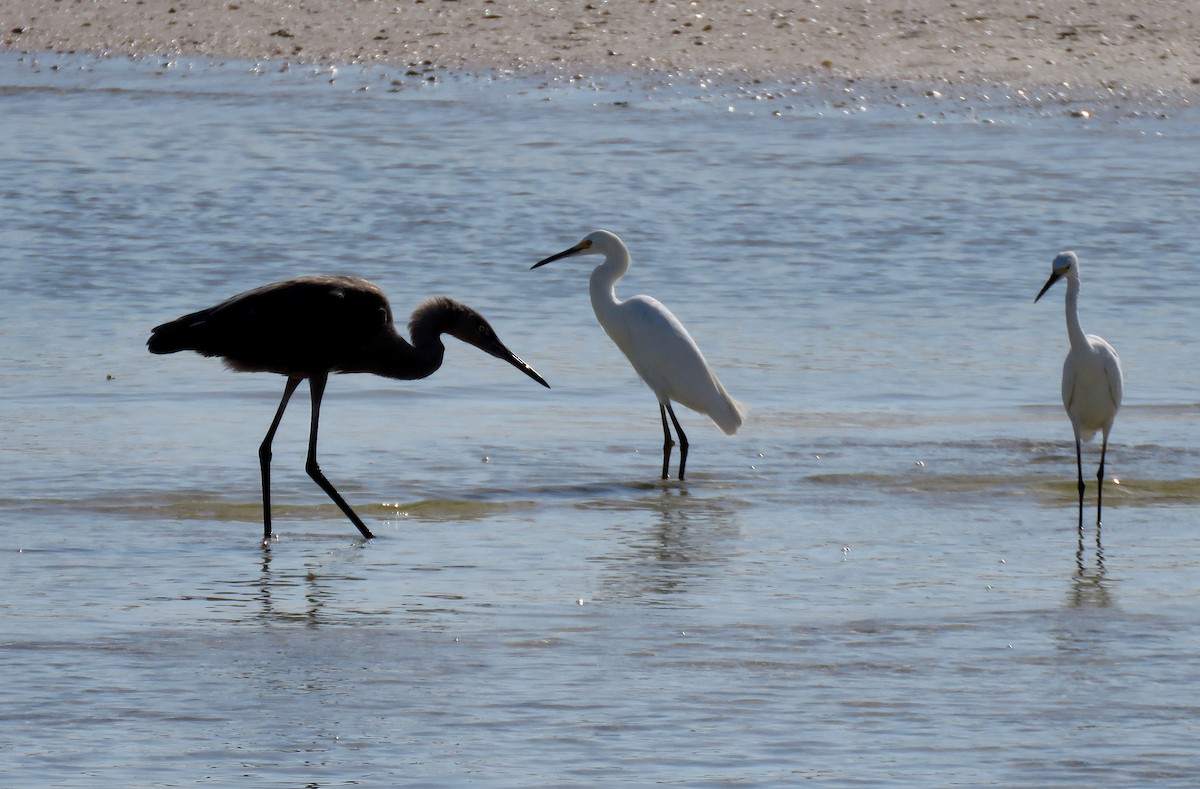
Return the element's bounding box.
[3,0,1198,99]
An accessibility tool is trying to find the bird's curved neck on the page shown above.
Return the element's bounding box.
[1063,273,1088,350]
[343,325,444,380]
[589,244,631,316]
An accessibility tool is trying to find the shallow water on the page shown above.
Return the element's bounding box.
[2,53,1199,786]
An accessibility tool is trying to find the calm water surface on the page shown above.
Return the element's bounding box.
[1,53,1199,786]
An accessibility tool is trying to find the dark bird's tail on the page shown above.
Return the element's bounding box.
[146,309,211,355]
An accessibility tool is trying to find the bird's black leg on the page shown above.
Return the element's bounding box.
[665,402,689,481]
[260,377,302,542]
[1075,522,1085,576]
[305,373,375,539]
[1074,436,1085,534]
[1096,435,1109,527]
[659,402,675,480]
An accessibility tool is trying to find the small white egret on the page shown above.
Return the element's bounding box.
[532,230,746,480]
[1035,251,1124,529]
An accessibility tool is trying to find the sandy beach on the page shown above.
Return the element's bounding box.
[3,0,1198,99]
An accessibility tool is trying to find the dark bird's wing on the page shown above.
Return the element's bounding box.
[148,276,393,377]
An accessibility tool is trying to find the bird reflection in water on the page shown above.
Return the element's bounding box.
[246,540,368,627]
[596,484,741,603]
[1070,520,1112,609]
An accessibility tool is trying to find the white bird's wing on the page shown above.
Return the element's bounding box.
[1061,353,1077,415]
[1063,335,1123,442]
[1094,336,1124,412]
[601,296,692,387]
[601,296,745,434]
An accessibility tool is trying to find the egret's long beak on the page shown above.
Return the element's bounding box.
[494,343,551,388]
[1034,271,1063,303]
[531,241,588,270]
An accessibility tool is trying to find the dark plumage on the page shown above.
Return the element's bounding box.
[149,275,549,541]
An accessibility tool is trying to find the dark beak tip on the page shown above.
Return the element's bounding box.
[525,365,551,388]
[504,351,550,389]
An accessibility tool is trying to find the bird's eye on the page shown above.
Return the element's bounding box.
[477,325,487,335]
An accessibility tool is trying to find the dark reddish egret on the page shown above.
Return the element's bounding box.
[532,230,745,480]
[1035,251,1123,531]
[148,275,549,541]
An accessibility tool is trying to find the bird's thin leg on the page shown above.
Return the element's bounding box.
[659,403,675,480]
[1075,521,1085,576]
[1074,436,1085,533]
[304,373,375,539]
[665,402,689,481]
[259,377,302,542]
[1096,434,1109,527]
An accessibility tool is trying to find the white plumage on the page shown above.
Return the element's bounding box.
[533,229,746,479]
[1035,250,1123,528]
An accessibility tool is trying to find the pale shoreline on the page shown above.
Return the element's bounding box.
[3,0,1198,103]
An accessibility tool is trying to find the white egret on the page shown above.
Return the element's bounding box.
[1035,251,1123,529]
[149,276,550,541]
[532,230,746,480]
